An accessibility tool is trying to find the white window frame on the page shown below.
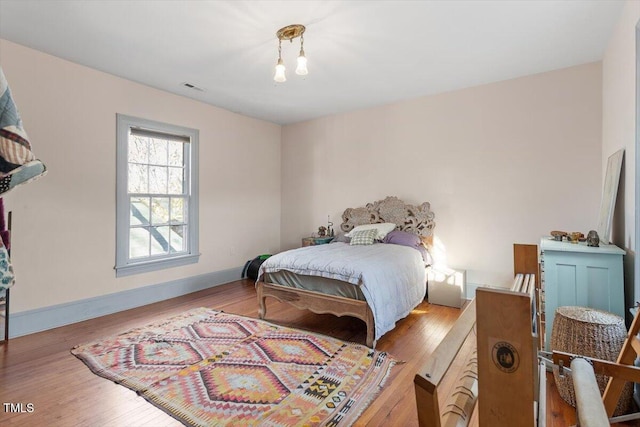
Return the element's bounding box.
[115,114,199,277]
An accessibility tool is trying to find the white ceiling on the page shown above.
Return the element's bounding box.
[0,0,625,125]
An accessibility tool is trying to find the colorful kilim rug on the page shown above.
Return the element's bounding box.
[71,308,397,426]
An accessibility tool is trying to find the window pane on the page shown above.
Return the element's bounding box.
[128,164,148,193]
[170,225,186,252]
[149,166,168,194]
[150,226,170,255]
[151,197,170,225]
[149,138,168,165]
[130,227,150,258]
[116,114,198,276]
[130,197,150,226]
[170,197,185,223]
[168,141,183,166]
[129,136,149,164]
[168,167,184,194]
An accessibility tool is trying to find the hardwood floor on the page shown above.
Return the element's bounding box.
[0,279,637,426]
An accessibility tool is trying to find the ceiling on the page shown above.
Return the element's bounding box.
[0,0,625,125]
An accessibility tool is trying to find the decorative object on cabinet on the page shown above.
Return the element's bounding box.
[550,230,567,241]
[317,225,327,237]
[568,231,584,243]
[587,230,600,247]
[540,237,625,350]
[596,148,624,245]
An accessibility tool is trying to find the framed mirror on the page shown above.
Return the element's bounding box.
[598,148,624,244]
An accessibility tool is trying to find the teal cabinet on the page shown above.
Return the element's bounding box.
[540,238,625,350]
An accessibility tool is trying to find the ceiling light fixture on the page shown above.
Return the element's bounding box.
[274,24,307,83]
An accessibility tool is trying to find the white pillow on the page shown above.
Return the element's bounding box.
[345,222,397,240]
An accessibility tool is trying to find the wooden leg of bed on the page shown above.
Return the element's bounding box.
[256,281,266,319]
[365,306,376,348]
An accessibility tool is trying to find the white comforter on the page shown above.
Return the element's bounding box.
[258,242,427,341]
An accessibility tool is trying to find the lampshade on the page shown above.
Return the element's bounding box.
[296,51,308,76]
[274,59,286,83]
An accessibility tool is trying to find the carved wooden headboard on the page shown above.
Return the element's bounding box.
[340,196,435,237]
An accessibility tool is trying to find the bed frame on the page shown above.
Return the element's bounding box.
[256,196,436,348]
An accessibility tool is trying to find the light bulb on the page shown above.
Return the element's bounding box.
[296,52,308,76]
[274,59,286,82]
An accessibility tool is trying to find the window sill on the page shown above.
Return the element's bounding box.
[115,253,200,277]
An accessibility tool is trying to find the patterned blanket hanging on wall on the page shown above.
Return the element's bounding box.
[0,66,48,291]
[0,66,46,195]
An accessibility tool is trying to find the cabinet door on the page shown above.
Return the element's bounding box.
[543,250,624,349]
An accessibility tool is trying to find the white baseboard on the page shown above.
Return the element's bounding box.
[8,267,243,338]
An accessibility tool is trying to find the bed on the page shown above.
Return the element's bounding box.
[256,196,435,348]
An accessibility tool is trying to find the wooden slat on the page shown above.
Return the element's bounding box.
[415,301,477,427]
[553,351,640,383]
[512,274,524,293]
[415,300,477,393]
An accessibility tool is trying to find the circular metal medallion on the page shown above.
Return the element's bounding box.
[492,341,519,373]
[276,24,306,41]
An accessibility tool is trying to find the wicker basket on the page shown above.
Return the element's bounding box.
[551,306,633,415]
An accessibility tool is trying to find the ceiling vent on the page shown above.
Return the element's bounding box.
[180,82,205,92]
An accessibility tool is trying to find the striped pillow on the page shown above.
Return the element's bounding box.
[349,229,378,246]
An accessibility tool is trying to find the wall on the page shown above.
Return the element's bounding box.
[602,0,640,313]
[282,63,603,289]
[0,39,281,315]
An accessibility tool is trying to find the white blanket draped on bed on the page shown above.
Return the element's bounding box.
[258,242,427,341]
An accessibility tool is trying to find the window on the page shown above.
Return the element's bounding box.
[115,114,199,277]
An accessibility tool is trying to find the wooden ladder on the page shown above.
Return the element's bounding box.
[602,305,640,416]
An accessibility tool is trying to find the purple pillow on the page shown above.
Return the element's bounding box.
[383,230,432,264]
[383,230,421,247]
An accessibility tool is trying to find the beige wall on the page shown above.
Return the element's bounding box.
[282,63,603,288]
[602,0,640,307]
[0,24,615,313]
[0,39,282,313]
